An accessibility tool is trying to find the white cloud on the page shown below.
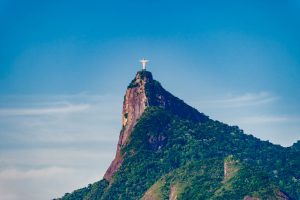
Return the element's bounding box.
[201,92,276,108]
[0,148,115,200]
[0,103,90,116]
[238,115,290,124]
[0,166,69,180]
[0,166,105,200]
[0,93,121,143]
[0,148,115,170]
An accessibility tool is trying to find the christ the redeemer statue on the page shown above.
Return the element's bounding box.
[140,58,149,71]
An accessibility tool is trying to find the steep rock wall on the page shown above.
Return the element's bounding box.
[104,71,152,181]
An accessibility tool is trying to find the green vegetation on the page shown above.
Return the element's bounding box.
[59,107,299,199]
[59,180,108,200]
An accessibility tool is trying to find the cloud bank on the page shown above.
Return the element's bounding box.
[0,94,121,200]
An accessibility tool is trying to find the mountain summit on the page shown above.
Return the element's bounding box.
[105,71,209,181]
[58,71,299,200]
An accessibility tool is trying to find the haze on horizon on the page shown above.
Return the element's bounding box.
[0,0,300,199]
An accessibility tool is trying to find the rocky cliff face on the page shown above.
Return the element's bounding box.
[223,155,240,182]
[120,71,152,145]
[104,71,153,181]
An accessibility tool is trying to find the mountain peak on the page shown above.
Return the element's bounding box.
[104,70,208,180]
[128,71,153,89]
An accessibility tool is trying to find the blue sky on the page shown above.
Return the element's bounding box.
[0,0,300,199]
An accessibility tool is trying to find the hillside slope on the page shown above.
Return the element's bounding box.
[57,71,300,200]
